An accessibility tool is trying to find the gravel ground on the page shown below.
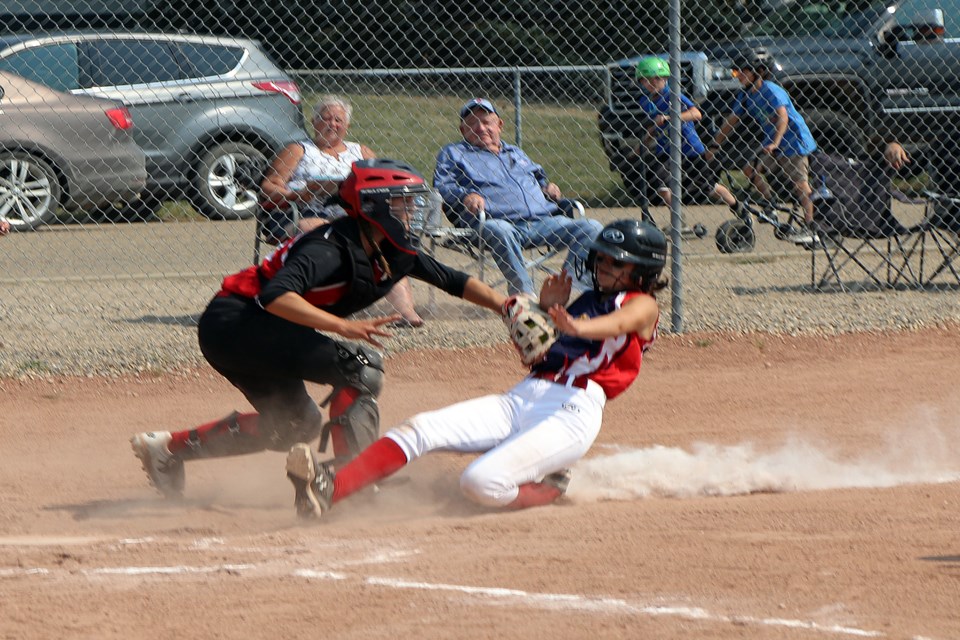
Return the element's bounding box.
[1,205,958,377]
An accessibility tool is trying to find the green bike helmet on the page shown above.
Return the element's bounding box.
[635,56,670,79]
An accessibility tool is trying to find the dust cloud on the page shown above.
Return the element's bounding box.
[571,409,960,501]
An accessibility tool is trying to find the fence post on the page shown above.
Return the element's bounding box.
[513,68,523,147]
[668,0,684,333]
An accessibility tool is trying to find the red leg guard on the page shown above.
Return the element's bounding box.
[507,482,563,510]
[168,412,260,453]
[328,388,360,458]
[332,437,408,503]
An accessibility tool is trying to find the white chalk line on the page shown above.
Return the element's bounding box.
[3,565,885,637]
[0,536,915,639]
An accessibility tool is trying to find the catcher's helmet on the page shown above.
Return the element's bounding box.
[635,56,670,79]
[587,219,667,290]
[339,159,430,254]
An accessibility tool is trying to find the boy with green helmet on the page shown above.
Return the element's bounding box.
[635,56,669,79]
[634,55,742,225]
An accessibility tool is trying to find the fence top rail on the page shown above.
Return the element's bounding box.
[288,65,608,77]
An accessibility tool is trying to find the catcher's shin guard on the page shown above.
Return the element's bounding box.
[318,342,385,462]
[171,411,267,459]
[320,388,380,462]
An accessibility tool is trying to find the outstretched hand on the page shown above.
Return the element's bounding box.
[338,314,401,348]
[539,270,572,310]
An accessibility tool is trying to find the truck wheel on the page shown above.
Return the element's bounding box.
[803,110,865,159]
[715,219,755,254]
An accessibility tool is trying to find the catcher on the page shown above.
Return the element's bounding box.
[130,159,506,498]
[286,218,667,517]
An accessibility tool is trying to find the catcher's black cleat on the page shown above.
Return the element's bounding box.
[286,444,334,520]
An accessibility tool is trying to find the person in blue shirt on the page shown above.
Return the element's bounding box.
[635,56,741,225]
[434,98,602,295]
[711,50,819,243]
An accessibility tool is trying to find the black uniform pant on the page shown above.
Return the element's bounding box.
[197,294,353,449]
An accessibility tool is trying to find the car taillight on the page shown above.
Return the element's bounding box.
[105,106,134,130]
[252,80,302,105]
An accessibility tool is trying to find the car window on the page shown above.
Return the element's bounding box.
[0,43,80,92]
[90,39,187,86]
[175,42,243,78]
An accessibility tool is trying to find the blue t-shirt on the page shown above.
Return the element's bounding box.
[732,81,817,156]
[637,88,706,157]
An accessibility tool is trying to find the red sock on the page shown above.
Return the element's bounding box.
[168,412,259,453]
[332,437,408,502]
[328,388,360,458]
[506,482,562,510]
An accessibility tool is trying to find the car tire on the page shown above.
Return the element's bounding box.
[0,152,60,231]
[191,142,265,220]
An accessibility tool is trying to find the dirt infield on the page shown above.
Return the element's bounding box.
[2,327,959,639]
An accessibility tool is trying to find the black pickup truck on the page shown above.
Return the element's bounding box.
[599,0,960,201]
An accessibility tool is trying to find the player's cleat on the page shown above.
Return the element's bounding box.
[286,443,335,519]
[130,431,184,498]
[542,469,572,495]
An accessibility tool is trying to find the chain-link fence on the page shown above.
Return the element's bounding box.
[1,0,958,375]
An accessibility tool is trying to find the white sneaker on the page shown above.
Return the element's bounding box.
[286,443,334,520]
[789,229,820,245]
[130,431,184,498]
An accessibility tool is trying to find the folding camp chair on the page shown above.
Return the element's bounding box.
[808,153,919,291]
[411,193,589,293]
[913,134,960,286]
[252,201,304,262]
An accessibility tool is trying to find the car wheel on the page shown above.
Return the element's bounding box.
[191,142,265,220]
[0,152,60,231]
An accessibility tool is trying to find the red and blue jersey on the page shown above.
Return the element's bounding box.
[530,290,657,400]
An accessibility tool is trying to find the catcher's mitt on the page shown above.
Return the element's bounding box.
[502,294,558,366]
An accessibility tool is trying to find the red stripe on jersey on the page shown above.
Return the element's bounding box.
[302,282,350,307]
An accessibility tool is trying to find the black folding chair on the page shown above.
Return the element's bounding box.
[808,153,919,291]
[914,133,960,286]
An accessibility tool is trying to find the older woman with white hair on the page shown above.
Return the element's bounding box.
[261,95,423,326]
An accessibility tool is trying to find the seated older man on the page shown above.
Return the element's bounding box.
[433,98,602,295]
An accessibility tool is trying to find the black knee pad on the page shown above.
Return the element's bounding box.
[334,343,384,396]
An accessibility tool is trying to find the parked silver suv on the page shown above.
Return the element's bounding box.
[0,32,306,220]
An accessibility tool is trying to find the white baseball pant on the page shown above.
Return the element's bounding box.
[385,377,605,507]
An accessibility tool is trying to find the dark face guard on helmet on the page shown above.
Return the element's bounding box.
[357,183,431,254]
[586,220,667,293]
[340,159,431,255]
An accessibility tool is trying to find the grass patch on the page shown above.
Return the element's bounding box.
[154,200,203,222]
[18,359,50,374]
[693,338,714,348]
